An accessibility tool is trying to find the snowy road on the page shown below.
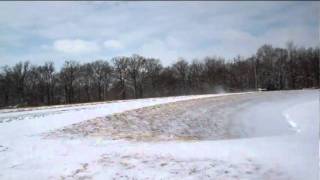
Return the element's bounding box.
[0,90,318,179]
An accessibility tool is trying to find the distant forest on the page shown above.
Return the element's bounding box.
[0,42,319,107]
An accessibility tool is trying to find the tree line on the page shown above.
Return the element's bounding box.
[0,43,319,107]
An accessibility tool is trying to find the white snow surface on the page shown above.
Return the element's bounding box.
[0,90,318,180]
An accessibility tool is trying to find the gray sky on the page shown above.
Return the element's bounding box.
[0,1,319,67]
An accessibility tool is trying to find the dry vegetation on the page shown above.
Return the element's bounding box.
[47,93,262,141]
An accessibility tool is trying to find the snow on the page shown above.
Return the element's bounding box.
[0,92,246,179]
[229,90,319,180]
[0,90,318,179]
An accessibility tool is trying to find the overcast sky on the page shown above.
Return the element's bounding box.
[0,1,319,67]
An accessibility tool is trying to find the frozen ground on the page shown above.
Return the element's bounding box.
[0,90,318,180]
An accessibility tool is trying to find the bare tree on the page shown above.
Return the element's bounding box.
[144,58,162,97]
[173,58,189,94]
[0,43,318,108]
[127,54,147,98]
[79,63,94,102]
[188,60,205,93]
[60,61,80,103]
[10,61,30,105]
[90,60,113,101]
[112,57,129,99]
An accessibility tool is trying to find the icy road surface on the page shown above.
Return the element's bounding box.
[0,90,318,180]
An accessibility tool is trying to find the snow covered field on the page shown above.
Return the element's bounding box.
[0,90,318,180]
